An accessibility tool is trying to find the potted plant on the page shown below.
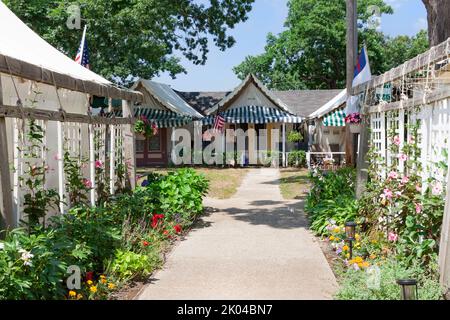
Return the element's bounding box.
[134,115,158,138]
[345,112,362,133]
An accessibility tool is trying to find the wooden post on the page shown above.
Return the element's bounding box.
[439,163,450,298]
[0,76,15,231]
[122,100,136,189]
[109,125,115,195]
[56,121,65,213]
[356,115,370,198]
[346,0,357,166]
[89,123,96,206]
[282,123,286,167]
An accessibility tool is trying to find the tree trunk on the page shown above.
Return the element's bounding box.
[423,0,450,46]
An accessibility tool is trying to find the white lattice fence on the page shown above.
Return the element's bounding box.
[0,104,136,227]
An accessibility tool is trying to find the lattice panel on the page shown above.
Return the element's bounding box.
[64,122,83,158]
[386,110,400,169]
[13,119,49,224]
[428,99,450,181]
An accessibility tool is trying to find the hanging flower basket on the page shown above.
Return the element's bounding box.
[345,112,362,133]
[349,123,361,133]
[134,115,158,138]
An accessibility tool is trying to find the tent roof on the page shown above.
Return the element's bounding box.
[0,2,142,102]
[133,79,203,119]
[205,74,293,115]
[308,89,347,119]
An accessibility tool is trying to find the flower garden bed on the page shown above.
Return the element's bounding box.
[305,122,447,300]
[0,168,209,300]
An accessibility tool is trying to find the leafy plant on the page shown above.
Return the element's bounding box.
[288,150,306,167]
[108,249,161,282]
[287,130,303,143]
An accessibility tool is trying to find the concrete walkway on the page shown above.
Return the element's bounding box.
[138,168,337,300]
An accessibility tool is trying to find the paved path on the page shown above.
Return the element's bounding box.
[138,168,337,300]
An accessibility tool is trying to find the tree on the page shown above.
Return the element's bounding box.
[4,0,254,85]
[422,0,450,47]
[382,30,429,71]
[234,0,398,90]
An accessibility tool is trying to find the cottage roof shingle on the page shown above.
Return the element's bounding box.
[272,90,343,117]
[175,91,230,116]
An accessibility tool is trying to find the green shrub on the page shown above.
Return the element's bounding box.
[287,130,303,143]
[107,249,161,282]
[288,150,306,167]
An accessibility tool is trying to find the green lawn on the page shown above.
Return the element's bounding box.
[279,168,310,200]
[137,167,249,199]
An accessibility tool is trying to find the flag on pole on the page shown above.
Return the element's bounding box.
[75,25,90,69]
[345,45,372,115]
[352,45,372,88]
[213,113,225,133]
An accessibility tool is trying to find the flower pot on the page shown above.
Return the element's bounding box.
[349,123,361,133]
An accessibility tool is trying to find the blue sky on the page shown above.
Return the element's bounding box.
[154,0,427,92]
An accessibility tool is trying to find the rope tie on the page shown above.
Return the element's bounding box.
[4,56,22,107]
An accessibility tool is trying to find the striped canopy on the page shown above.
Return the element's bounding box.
[202,106,303,125]
[107,107,193,128]
[322,109,346,127]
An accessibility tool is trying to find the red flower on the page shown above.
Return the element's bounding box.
[85,271,94,281]
[151,214,165,228]
[142,241,149,247]
[174,224,182,234]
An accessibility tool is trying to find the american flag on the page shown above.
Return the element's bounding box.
[213,112,225,133]
[75,25,90,69]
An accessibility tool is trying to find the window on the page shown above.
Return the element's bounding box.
[148,134,161,151]
[136,139,145,153]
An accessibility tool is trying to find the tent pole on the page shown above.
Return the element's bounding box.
[282,123,286,167]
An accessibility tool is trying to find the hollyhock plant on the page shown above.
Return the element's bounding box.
[393,136,401,146]
[388,232,398,242]
[95,160,103,169]
[383,188,393,200]
[388,171,398,180]
[401,176,409,185]
[415,203,422,214]
[398,154,408,162]
[432,182,443,196]
[82,178,92,189]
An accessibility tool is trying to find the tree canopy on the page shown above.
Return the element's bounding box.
[4,0,255,85]
[233,0,429,90]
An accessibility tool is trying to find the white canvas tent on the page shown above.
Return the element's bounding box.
[0,2,141,229]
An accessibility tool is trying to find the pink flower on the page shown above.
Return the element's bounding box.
[54,153,61,161]
[393,136,401,146]
[82,179,92,188]
[408,136,415,144]
[388,171,399,180]
[388,232,398,242]
[416,184,422,192]
[398,154,408,162]
[383,188,393,200]
[432,182,443,196]
[95,160,103,169]
[401,176,409,184]
[415,203,422,214]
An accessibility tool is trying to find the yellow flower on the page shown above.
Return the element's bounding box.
[335,237,340,242]
[101,278,107,284]
[89,286,97,293]
[345,253,350,259]
[355,234,361,241]
[370,254,377,260]
[76,294,83,300]
[87,280,93,286]
[371,240,378,244]
[108,283,116,290]
[343,245,349,252]
[361,261,370,268]
[354,256,363,263]
[333,227,340,233]
[329,235,335,241]
[100,275,106,279]
[69,290,76,297]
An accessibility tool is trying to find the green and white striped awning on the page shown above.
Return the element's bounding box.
[322,109,346,127]
[107,107,193,128]
[202,106,303,125]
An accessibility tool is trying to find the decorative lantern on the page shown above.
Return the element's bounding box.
[397,279,418,300]
[345,221,357,259]
[345,221,357,240]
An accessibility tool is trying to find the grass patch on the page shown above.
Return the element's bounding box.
[279,168,309,200]
[137,167,248,199]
